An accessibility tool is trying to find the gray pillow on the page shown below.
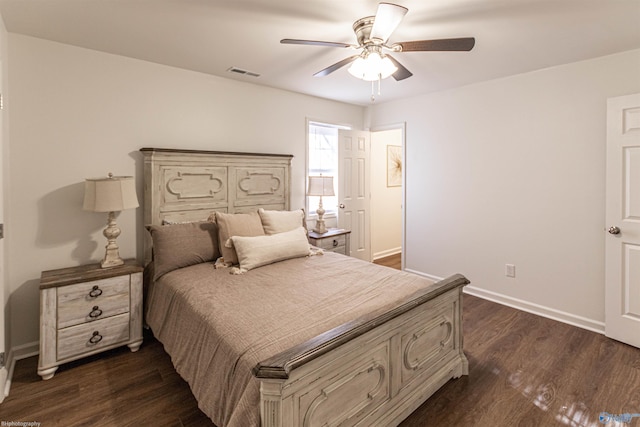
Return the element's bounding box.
[148,221,220,280]
[215,211,265,265]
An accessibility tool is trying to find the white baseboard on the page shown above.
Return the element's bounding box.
[405,269,605,335]
[372,247,402,261]
[3,341,39,399]
[405,269,442,282]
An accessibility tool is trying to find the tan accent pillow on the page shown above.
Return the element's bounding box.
[258,208,306,235]
[231,227,311,272]
[147,221,220,281]
[215,211,265,265]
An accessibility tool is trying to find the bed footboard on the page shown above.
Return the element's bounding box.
[254,274,469,427]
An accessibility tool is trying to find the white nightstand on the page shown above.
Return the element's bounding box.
[308,228,351,256]
[38,259,144,380]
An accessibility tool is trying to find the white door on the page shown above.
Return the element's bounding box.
[605,92,640,348]
[338,130,371,261]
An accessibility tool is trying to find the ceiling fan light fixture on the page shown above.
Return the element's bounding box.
[379,55,398,78]
[283,2,476,101]
[347,52,397,81]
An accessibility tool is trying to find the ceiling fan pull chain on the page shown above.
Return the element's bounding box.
[371,80,376,103]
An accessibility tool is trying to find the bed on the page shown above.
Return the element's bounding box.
[141,147,469,427]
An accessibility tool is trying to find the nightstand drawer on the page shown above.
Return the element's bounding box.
[57,313,130,361]
[57,275,130,304]
[58,293,130,329]
[308,229,351,257]
[314,234,346,250]
[57,276,130,328]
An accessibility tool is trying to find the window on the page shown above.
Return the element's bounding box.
[307,121,349,217]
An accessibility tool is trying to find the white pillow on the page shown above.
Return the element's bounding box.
[231,227,310,271]
[258,208,305,235]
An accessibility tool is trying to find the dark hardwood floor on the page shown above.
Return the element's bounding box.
[3,254,639,426]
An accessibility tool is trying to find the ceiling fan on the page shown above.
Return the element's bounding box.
[281,2,475,82]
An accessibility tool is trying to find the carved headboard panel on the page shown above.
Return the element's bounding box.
[141,148,293,263]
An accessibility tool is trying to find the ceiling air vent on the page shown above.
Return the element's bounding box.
[227,67,261,78]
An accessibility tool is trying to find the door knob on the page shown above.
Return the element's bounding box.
[339,204,345,209]
[608,226,621,235]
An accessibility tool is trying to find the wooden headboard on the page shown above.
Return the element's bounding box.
[140,148,293,263]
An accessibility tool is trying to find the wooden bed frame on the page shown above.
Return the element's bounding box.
[141,147,469,427]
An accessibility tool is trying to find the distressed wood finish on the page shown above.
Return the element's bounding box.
[141,147,293,264]
[57,275,130,328]
[254,275,468,427]
[254,274,468,379]
[142,148,469,427]
[38,259,144,380]
[57,314,130,360]
[308,228,351,256]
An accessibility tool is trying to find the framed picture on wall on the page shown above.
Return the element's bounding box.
[387,145,402,187]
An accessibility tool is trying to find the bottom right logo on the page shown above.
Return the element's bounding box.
[599,412,640,425]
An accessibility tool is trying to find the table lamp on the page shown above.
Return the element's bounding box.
[307,175,335,234]
[83,173,139,268]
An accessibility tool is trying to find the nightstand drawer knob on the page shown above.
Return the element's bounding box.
[88,285,103,298]
[333,239,339,247]
[89,331,103,344]
[89,306,103,318]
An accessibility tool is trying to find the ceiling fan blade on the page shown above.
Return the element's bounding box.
[370,3,408,43]
[314,55,360,77]
[386,54,412,81]
[396,37,476,52]
[281,39,352,49]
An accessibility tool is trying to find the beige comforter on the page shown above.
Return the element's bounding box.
[146,252,436,427]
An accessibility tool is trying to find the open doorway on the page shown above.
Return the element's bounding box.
[306,120,404,266]
[370,126,404,267]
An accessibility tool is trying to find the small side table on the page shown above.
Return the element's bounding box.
[38,259,143,380]
[308,228,351,256]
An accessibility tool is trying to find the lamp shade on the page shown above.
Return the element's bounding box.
[83,174,139,212]
[307,175,335,197]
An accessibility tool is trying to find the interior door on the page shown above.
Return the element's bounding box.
[338,130,371,261]
[605,92,640,348]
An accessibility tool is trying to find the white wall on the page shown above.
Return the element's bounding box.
[6,34,364,348]
[368,49,640,330]
[370,129,402,259]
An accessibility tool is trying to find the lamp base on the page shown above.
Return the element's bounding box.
[314,198,329,234]
[101,211,124,269]
[101,252,124,268]
[313,219,328,234]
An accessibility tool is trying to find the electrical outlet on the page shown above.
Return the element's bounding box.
[505,264,516,278]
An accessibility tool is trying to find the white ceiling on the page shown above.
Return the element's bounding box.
[1,0,639,106]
